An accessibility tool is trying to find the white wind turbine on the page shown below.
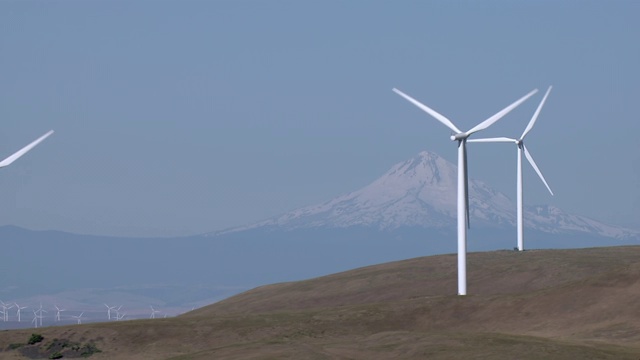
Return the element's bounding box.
[71,312,84,325]
[55,305,66,322]
[32,310,40,328]
[36,304,46,327]
[0,300,13,321]
[393,87,538,295]
[15,303,27,322]
[104,303,116,320]
[150,306,160,319]
[469,86,554,251]
[0,130,54,169]
[113,305,122,320]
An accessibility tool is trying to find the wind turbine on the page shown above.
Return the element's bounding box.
[15,303,27,322]
[32,310,40,328]
[116,312,126,321]
[392,87,538,295]
[55,305,66,322]
[150,306,160,319]
[469,86,554,251]
[113,305,122,320]
[36,304,46,327]
[0,130,54,169]
[71,312,84,325]
[0,300,13,321]
[104,303,116,320]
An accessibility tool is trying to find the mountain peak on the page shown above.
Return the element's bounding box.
[212,151,639,240]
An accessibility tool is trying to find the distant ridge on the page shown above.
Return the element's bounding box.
[213,151,639,240]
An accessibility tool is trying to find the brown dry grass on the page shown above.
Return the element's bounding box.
[2,246,640,359]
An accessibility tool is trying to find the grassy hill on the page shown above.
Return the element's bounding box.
[1,246,640,359]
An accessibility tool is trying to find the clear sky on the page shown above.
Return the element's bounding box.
[0,0,638,237]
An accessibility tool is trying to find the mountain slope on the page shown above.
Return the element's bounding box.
[2,246,640,359]
[215,151,639,240]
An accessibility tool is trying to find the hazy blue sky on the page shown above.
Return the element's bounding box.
[0,1,638,237]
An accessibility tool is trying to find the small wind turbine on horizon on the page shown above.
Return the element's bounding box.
[36,303,46,327]
[105,303,116,320]
[55,305,66,322]
[392,87,538,295]
[0,301,13,321]
[469,86,554,251]
[31,310,39,328]
[150,306,160,319]
[15,303,27,322]
[0,130,54,169]
[71,312,84,325]
[113,305,123,321]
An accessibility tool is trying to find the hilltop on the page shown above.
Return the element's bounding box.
[1,246,640,359]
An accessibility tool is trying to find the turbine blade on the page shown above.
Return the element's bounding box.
[466,89,538,135]
[467,137,517,143]
[392,88,462,133]
[523,144,554,196]
[463,141,470,229]
[0,130,54,168]
[521,86,552,140]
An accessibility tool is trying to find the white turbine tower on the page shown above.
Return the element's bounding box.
[392,87,538,295]
[15,303,27,322]
[71,312,84,325]
[0,130,54,168]
[55,305,66,322]
[469,86,554,251]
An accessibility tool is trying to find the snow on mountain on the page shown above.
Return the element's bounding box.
[215,151,639,240]
[524,205,638,240]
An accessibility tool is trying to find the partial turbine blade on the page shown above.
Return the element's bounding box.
[463,141,470,229]
[466,89,538,136]
[521,86,552,140]
[467,137,517,143]
[523,144,554,196]
[392,88,462,134]
[0,130,54,168]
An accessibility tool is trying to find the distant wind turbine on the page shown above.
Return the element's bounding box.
[393,87,538,295]
[113,305,123,320]
[0,300,13,321]
[116,312,126,321]
[104,303,116,320]
[55,305,66,322]
[150,306,160,319]
[15,303,27,322]
[0,130,54,169]
[32,310,39,328]
[36,303,46,327]
[71,312,84,325]
[469,86,554,251]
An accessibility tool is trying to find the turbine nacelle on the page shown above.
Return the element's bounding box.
[450,133,469,141]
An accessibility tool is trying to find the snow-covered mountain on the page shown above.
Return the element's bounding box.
[215,151,639,240]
